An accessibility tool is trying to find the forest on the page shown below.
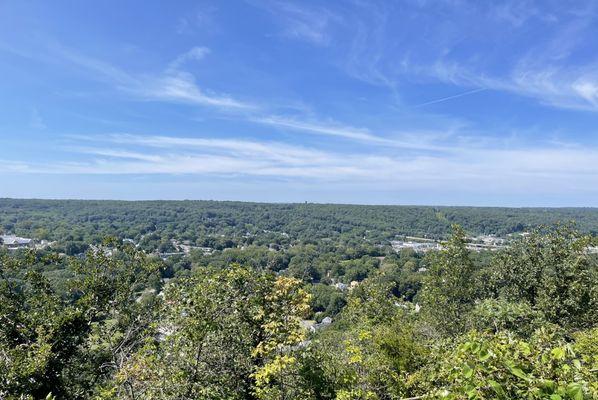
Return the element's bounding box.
[1,200,597,399]
[4,0,598,398]
[2,198,598,251]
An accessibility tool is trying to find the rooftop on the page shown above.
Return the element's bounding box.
[1,235,33,245]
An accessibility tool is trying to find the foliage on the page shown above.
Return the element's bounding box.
[0,242,161,399]
[410,328,597,399]
[419,225,477,336]
[101,265,311,400]
[467,298,547,337]
[4,199,598,252]
[1,209,597,399]
[489,227,598,330]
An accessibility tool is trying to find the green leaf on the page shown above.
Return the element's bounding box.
[566,384,583,400]
[488,380,505,397]
[463,364,474,379]
[551,347,566,360]
[508,366,529,381]
[478,349,491,362]
[540,379,556,392]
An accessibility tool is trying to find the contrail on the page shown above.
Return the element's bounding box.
[413,87,487,108]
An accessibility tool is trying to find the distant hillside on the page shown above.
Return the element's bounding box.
[1,198,597,246]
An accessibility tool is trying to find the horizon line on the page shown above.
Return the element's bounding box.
[1,197,596,210]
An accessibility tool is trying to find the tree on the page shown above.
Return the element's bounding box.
[305,280,427,399]
[104,265,311,400]
[419,225,477,336]
[0,241,161,399]
[0,251,88,399]
[409,328,598,399]
[490,226,598,330]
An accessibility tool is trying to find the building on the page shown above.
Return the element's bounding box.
[391,240,441,253]
[0,235,34,250]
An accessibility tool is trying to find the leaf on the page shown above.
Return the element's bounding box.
[466,387,477,399]
[540,379,556,392]
[488,380,505,397]
[551,347,566,360]
[566,384,583,400]
[463,364,474,379]
[508,366,529,381]
[478,349,491,362]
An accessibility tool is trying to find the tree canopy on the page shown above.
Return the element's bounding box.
[1,211,597,399]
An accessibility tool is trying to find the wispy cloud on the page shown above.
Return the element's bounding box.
[6,133,597,197]
[28,43,253,110]
[35,133,348,177]
[101,133,331,165]
[249,0,337,45]
[167,46,210,71]
[140,71,252,109]
[419,60,598,112]
[67,147,166,163]
[342,2,397,90]
[506,61,598,111]
[251,115,458,151]
[490,0,550,27]
[330,0,598,112]
[52,44,139,88]
[252,115,383,142]
[176,6,219,35]
[441,4,598,112]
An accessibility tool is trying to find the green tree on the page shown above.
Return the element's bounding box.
[409,328,597,399]
[104,265,311,400]
[490,227,598,330]
[305,280,427,399]
[0,241,161,399]
[420,225,477,336]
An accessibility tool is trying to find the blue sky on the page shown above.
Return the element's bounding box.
[1,0,598,206]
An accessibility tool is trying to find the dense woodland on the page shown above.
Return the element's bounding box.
[3,199,598,250]
[1,200,597,399]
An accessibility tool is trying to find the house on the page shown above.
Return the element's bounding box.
[0,235,34,250]
[390,240,441,253]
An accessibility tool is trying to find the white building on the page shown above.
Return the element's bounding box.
[391,240,441,253]
[1,235,34,250]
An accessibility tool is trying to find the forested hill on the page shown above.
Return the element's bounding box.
[1,198,597,244]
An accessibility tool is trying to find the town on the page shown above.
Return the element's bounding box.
[391,234,510,253]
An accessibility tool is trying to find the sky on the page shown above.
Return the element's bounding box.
[1,0,598,206]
